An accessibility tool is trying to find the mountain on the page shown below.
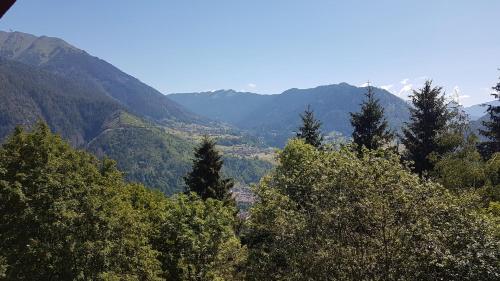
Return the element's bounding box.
[169,90,274,124]
[464,100,499,120]
[0,31,204,124]
[0,31,272,195]
[0,59,271,194]
[171,83,410,146]
[0,58,124,146]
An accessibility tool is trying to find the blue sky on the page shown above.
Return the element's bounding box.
[1,0,499,106]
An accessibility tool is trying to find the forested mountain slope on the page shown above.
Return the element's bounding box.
[0,56,271,195]
[169,89,274,124]
[0,58,123,146]
[172,83,410,146]
[0,31,205,124]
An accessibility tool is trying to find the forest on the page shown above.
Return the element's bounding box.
[0,77,499,280]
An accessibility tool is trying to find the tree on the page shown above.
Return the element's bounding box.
[184,136,234,202]
[401,80,452,175]
[244,139,500,280]
[296,105,323,148]
[479,75,500,158]
[157,194,246,281]
[432,135,486,191]
[0,123,163,280]
[350,84,393,151]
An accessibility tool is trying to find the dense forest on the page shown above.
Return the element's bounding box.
[1,75,499,280]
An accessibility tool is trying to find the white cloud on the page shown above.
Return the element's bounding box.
[450,86,470,105]
[380,84,394,91]
[400,78,410,85]
[247,83,257,88]
[359,82,370,87]
[398,84,413,98]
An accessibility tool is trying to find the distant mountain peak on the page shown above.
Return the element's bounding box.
[0,30,81,63]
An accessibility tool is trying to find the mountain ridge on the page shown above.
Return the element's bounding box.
[0,30,206,124]
[170,83,410,146]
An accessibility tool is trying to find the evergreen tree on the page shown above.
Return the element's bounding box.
[350,84,393,151]
[479,75,500,158]
[296,105,323,148]
[401,80,451,175]
[184,136,234,202]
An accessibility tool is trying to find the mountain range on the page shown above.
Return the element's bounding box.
[170,84,411,146]
[0,30,494,194]
[0,31,269,195]
[463,100,499,120]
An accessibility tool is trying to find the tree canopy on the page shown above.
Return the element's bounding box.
[350,84,393,152]
[244,139,500,280]
[479,75,500,158]
[401,80,452,175]
[184,136,234,202]
[296,105,323,148]
[0,123,245,280]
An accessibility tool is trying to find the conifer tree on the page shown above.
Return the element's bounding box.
[296,105,323,148]
[479,75,500,158]
[184,136,233,202]
[401,80,451,175]
[350,84,393,151]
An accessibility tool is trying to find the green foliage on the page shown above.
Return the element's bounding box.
[432,135,487,191]
[479,75,500,158]
[0,58,123,146]
[0,256,6,279]
[296,105,323,148]
[185,137,234,202]
[88,123,192,195]
[350,85,393,151]
[484,153,500,202]
[222,156,273,185]
[0,123,247,280]
[402,80,453,175]
[157,193,246,280]
[244,139,500,280]
[0,123,163,280]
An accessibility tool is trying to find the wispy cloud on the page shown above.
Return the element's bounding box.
[400,78,410,85]
[247,83,257,88]
[380,84,394,91]
[451,86,470,105]
[398,84,413,98]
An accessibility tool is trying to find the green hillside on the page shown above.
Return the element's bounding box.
[0,58,123,146]
[171,83,410,147]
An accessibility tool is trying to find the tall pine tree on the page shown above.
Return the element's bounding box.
[296,105,323,148]
[184,136,234,202]
[350,84,393,151]
[479,75,500,158]
[402,80,451,175]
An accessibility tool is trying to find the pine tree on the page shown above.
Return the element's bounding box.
[401,80,451,175]
[479,75,500,158]
[350,84,393,151]
[296,105,323,148]
[184,136,234,202]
